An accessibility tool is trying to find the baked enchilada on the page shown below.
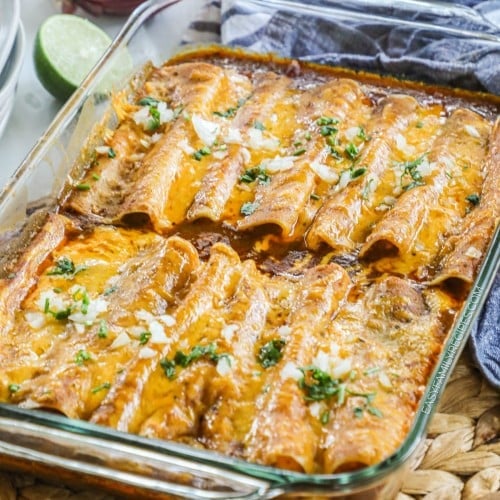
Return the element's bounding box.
[0,49,498,475]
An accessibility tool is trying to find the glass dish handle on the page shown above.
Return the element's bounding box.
[0,413,277,499]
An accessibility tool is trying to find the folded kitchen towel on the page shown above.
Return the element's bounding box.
[183,0,500,388]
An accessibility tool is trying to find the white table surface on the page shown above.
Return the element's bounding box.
[0,1,137,188]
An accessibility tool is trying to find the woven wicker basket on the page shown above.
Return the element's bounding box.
[1,349,499,499]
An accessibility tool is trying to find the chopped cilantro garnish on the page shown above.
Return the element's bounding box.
[240,201,259,216]
[47,257,87,278]
[310,193,320,201]
[91,382,111,394]
[240,166,270,185]
[330,147,342,160]
[416,121,424,128]
[257,339,286,368]
[353,407,364,418]
[345,142,359,160]
[298,366,341,402]
[317,116,339,126]
[193,146,211,161]
[107,148,116,158]
[253,120,265,131]
[466,193,480,206]
[357,127,369,141]
[81,291,90,314]
[8,384,20,393]
[351,167,367,179]
[103,285,118,296]
[76,183,91,191]
[367,406,384,418]
[138,96,160,107]
[148,106,161,131]
[160,359,176,380]
[139,331,152,345]
[161,343,229,380]
[213,98,247,118]
[305,131,312,141]
[53,287,62,293]
[320,409,330,425]
[363,366,381,376]
[75,349,91,365]
[92,173,100,181]
[399,154,427,191]
[98,320,108,338]
[293,148,306,156]
[320,125,338,137]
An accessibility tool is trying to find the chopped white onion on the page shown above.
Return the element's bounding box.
[192,114,219,146]
[263,155,296,173]
[157,102,174,124]
[309,160,339,184]
[247,128,280,151]
[149,320,168,344]
[309,401,326,419]
[464,124,480,138]
[395,133,415,156]
[179,139,195,155]
[37,290,67,313]
[277,325,292,337]
[221,323,239,343]
[110,332,131,349]
[344,126,360,141]
[135,309,154,323]
[465,246,482,259]
[378,371,392,389]
[24,311,46,329]
[213,150,228,160]
[139,347,157,359]
[159,314,176,327]
[95,145,112,155]
[280,362,303,381]
[331,358,352,379]
[216,356,233,376]
[240,147,251,165]
[337,169,352,190]
[225,128,243,144]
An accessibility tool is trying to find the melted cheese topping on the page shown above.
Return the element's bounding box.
[0,50,498,475]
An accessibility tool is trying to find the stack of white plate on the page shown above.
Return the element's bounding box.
[0,0,25,139]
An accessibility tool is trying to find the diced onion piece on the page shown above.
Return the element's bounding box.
[38,290,66,312]
[416,157,433,177]
[247,128,279,151]
[378,371,392,389]
[151,132,163,143]
[263,155,296,173]
[225,127,243,144]
[128,326,145,338]
[95,145,112,155]
[149,320,168,344]
[383,196,397,205]
[213,150,228,160]
[216,356,233,376]
[395,133,415,156]
[179,139,195,155]
[192,114,219,146]
[221,323,238,343]
[240,147,251,165]
[465,246,482,259]
[280,362,302,381]
[110,332,131,349]
[309,401,326,419]
[344,126,360,141]
[309,160,339,184]
[135,309,154,323]
[331,358,352,379]
[132,106,150,127]
[24,311,46,329]
[74,323,85,334]
[277,325,292,337]
[157,102,174,124]
[139,347,156,359]
[312,351,330,373]
[159,314,176,327]
[464,124,480,138]
[338,169,352,190]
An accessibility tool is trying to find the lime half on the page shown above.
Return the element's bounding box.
[34,14,115,101]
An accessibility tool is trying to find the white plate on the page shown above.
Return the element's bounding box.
[0,0,20,75]
[0,23,25,139]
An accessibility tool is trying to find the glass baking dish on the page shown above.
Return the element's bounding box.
[0,0,499,497]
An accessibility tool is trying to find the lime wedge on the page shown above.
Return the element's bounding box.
[34,14,119,101]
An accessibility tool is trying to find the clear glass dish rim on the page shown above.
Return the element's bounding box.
[0,0,499,492]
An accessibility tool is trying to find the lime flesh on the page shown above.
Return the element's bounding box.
[34,14,112,101]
